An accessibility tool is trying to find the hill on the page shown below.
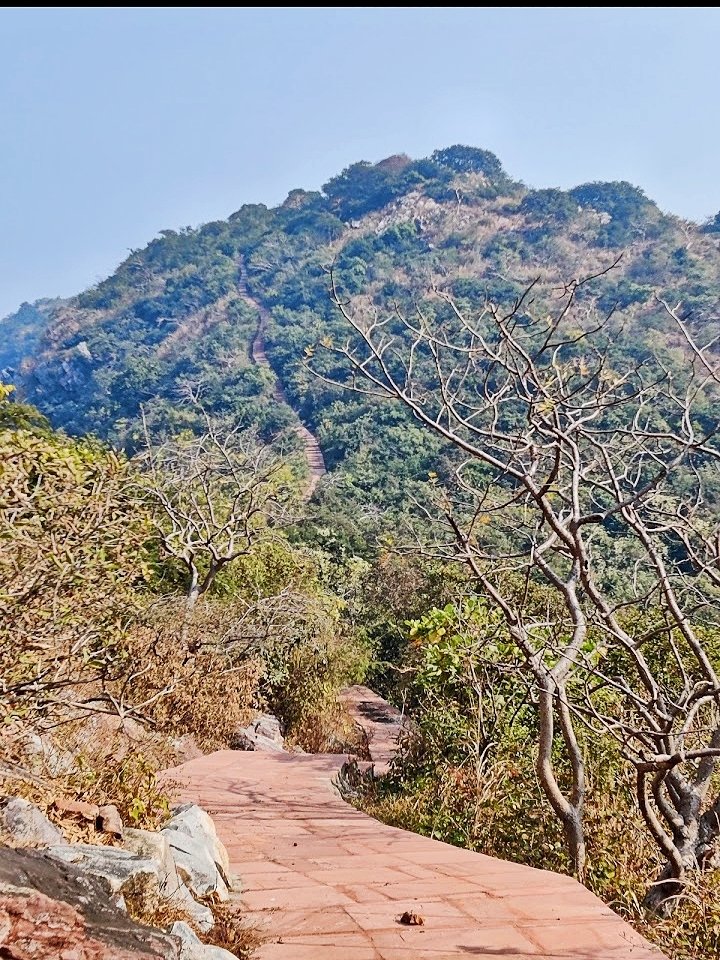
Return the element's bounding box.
[8,145,720,538]
[0,297,65,378]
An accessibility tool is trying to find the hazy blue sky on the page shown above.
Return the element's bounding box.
[1,7,719,318]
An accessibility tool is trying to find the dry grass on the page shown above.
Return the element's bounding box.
[124,893,262,959]
[0,718,176,836]
[124,893,197,930]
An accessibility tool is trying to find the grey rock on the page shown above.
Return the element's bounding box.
[164,875,215,932]
[0,796,64,847]
[46,843,162,911]
[253,713,283,743]
[230,712,285,754]
[124,826,215,931]
[124,826,176,883]
[200,945,238,959]
[164,804,232,886]
[169,921,238,960]
[229,730,284,753]
[161,829,229,902]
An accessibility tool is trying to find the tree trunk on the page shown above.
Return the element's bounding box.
[184,559,200,611]
[562,811,586,884]
[536,681,586,881]
[643,797,720,916]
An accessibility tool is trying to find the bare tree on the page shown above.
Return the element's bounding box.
[316,262,720,905]
[138,410,300,612]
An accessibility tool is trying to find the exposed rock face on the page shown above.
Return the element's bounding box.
[229,713,284,753]
[163,805,232,884]
[0,846,177,959]
[0,797,64,848]
[229,729,283,752]
[45,844,162,911]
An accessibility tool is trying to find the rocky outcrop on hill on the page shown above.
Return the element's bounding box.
[0,799,241,959]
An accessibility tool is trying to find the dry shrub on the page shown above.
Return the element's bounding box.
[1,710,176,834]
[143,652,261,752]
[630,871,720,960]
[120,602,262,750]
[269,634,369,753]
[203,902,263,959]
[582,787,720,960]
[124,890,262,958]
[352,747,720,960]
[0,747,172,835]
[123,894,197,932]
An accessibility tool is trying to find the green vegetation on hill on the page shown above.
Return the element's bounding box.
[11,145,720,539]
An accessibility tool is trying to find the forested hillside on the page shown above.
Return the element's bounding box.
[9,145,720,548]
[0,297,64,377]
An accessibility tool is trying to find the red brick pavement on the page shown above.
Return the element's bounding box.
[165,750,667,959]
[338,685,404,774]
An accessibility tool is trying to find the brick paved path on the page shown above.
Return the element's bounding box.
[338,685,404,774]
[166,750,666,959]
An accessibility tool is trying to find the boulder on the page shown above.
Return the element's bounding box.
[0,846,178,958]
[45,844,162,912]
[229,730,283,753]
[229,713,284,753]
[253,713,283,744]
[164,876,215,933]
[123,827,214,932]
[0,797,64,848]
[161,830,229,902]
[97,804,124,838]
[124,827,176,884]
[169,921,238,960]
[163,805,232,887]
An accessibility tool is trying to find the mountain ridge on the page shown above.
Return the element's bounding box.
[6,145,720,528]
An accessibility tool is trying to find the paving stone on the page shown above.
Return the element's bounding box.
[163,742,667,960]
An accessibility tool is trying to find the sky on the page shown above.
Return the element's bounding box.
[1,7,719,318]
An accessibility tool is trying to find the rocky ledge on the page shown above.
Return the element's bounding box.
[0,798,242,959]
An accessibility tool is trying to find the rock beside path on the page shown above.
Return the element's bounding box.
[0,846,178,959]
[230,713,285,753]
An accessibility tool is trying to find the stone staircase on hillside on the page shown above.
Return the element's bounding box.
[238,258,327,499]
